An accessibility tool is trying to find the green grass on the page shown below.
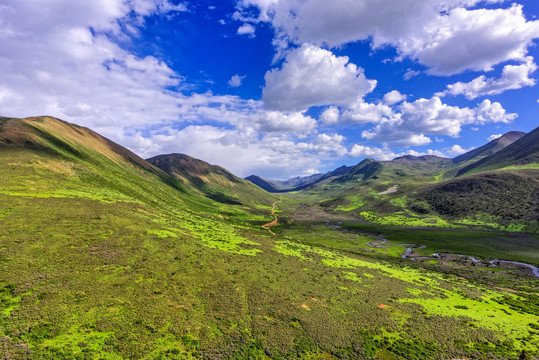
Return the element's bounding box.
[1,116,539,359]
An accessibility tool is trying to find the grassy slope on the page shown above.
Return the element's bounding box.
[1,116,539,359]
[297,134,539,233]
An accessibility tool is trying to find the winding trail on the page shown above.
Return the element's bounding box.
[262,201,280,235]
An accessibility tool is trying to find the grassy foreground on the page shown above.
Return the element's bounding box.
[1,117,538,359]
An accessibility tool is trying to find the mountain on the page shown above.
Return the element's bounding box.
[271,173,326,189]
[418,169,539,224]
[456,127,539,176]
[332,158,382,183]
[246,165,353,192]
[392,155,451,163]
[244,174,284,192]
[288,131,538,232]
[331,155,452,185]
[452,131,526,164]
[148,153,274,206]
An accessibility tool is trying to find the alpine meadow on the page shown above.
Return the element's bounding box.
[1,1,539,359]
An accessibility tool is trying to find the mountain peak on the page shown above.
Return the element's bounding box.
[453,130,527,165]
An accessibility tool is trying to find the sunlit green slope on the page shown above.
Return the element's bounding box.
[294,128,539,232]
[1,116,538,359]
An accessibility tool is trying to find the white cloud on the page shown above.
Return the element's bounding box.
[474,99,517,124]
[487,134,503,142]
[236,0,279,22]
[126,125,348,178]
[349,144,391,158]
[438,57,537,99]
[398,97,475,137]
[237,23,256,37]
[340,100,393,124]
[262,43,376,111]
[250,111,317,133]
[243,0,539,76]
[228,74,246,87]
[447,144,473,155]
[348,144,446,160]
[402,5,539,75]
[0,1,194,133]
[403,69,421,80]
[383,90,407,105]
[319,106,340,125]
[359,96,517,145]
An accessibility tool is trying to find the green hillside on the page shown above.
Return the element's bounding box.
[1,116,539,359]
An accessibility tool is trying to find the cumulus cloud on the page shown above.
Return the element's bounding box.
[319,106,340,125]
[262,43,376,111]
[250,111,317,133]
[237,23,256,37]
[447,144,473,156]
[403,5,539,75]
[359,96,517,145]
[348,144,446,160]
[340,100,393,124]
[0,0,187,135]
[474,99,518,124]
[383,90,407,105]
[437,57,537,99]
[349,144,392,158]
[228,74,246,87]
[242,0,539,76]
[487,134,503,142]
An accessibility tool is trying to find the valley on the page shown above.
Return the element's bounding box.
[0,116,538,359]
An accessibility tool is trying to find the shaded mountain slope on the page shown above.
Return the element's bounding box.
[452,131,526,164]
[417,169,539,226]
[148,153,275,206]
[457,126,539,176]
[244,174,283,192]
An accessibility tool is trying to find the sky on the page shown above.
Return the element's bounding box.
[0,0,538,179]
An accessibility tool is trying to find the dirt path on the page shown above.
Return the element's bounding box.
[262,201,280,235]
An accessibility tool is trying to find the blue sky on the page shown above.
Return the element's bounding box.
[0,0,538,179]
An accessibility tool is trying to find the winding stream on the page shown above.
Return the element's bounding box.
[361,232,539,278]
[489,260,539,277]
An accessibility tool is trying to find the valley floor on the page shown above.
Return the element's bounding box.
[1,187,538,359]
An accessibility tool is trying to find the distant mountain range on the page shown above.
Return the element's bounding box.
[246,127,539,230]
[2,115,537,232]
[246,129,535,192]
